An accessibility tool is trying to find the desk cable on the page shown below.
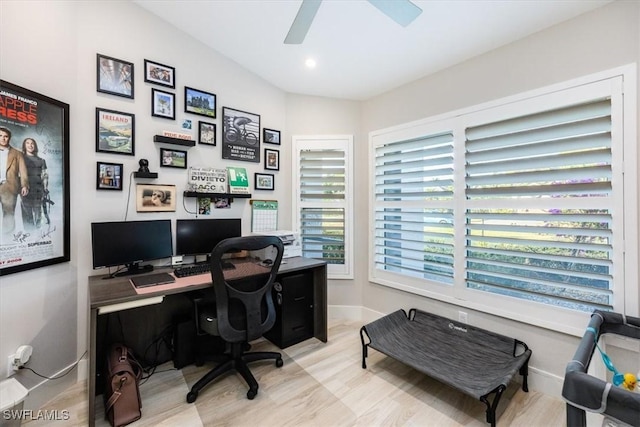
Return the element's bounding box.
[18,350,88,380]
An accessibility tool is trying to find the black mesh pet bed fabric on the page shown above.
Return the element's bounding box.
[562,310,640,427]
[360,309,531,427]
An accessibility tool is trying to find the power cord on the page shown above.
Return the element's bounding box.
[18,350,88,380]
[124,171,135,221]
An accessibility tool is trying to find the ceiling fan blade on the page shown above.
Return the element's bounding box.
[284,0,323,45]
[367,0,422,27]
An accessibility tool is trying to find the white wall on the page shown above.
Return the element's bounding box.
[360,0,640,396]
[1,0,638,411]
[0,0,290,408]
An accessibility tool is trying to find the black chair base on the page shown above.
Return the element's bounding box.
[187,342,283,402]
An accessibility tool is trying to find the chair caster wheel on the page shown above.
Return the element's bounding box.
[276,358,283,368]
[187,391,198,403]
[247,389,257,400]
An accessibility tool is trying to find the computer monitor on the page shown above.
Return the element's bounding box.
[175,218,242,257]
[91,219,173,276]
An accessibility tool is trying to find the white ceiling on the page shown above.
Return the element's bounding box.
[134,0,612,101]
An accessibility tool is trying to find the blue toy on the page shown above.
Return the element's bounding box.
[586,326,625,386]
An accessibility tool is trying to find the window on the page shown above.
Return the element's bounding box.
[293,135,353,279]
[370,67,636,333]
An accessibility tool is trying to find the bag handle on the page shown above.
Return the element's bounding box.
[105,376,127,413]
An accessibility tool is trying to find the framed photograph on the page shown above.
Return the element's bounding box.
[160,147,187,169]
[97,54,134,99]
[136,184,176,212]
[255,173,275,190]
[222,106,260,163]
[263,128,281,145]
[95,108,135,156]
[0,80,70,276]
[96,162,123,191]
[144,59,175,88]
[198,121,216,145]
[152,88,175,120]
[185,86,216,118]
[264,148,280,171]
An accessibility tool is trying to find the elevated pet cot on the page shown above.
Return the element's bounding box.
[360,309,531,427]
[562,310,640,427]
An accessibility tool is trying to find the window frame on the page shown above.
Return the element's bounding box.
[368,65,637,335]
[292,135,354,279]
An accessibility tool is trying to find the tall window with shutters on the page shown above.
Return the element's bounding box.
[293,135,353,279]
[370,69,636,332]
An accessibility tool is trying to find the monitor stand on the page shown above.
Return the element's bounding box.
[113,263,154,277]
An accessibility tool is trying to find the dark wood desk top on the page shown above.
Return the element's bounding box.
[89,256,326,309]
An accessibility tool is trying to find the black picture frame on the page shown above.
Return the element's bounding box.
[264,148,280,171]
[255,173,275,190]
[185,86,216,118]
[95,107,135,156]
[263,128,281,145]
[0,80,70,276]
[97,53,134,99]
[198,121,216,146]
[222,106,260,163]
[144,59,175,88]
[152,88,175,120]
[96,162,123,191]
[160,147,187,169]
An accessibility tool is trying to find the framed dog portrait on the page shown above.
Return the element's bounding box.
[136,184,176,212]
[96,162,123,191]
[255,173,274,190]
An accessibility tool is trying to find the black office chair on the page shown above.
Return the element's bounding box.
[186,236,284,403]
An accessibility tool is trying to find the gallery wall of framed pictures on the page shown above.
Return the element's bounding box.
[93,49,282,216]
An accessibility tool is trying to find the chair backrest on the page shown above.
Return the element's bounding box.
[209,236,284,343]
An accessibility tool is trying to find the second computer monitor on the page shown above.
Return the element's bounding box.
[175,218,242,257]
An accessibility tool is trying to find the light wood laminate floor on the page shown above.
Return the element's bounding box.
[25,320,565,426]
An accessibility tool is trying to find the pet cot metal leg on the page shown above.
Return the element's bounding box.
[360,326,370,369]
[480,384,506,427]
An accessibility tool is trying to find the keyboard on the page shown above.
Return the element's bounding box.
[131,272,175,288]
[174,262,235,278]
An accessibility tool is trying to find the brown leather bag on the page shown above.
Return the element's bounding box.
[104,344,143,427]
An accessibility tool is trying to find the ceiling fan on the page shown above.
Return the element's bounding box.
[284,0,423,45]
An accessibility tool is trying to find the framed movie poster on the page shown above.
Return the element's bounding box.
[0,80,70,276]
[222,107,260,163]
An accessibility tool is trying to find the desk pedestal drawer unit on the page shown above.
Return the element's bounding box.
[265,271,314,348]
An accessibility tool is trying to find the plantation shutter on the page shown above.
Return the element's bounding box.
[373,132,455,284]
[297,143,351,276]
[465,98,614,311]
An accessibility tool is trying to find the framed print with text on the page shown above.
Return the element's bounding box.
[0,80,70,275]
[96,108,135,156]
[152,88,175,120]
[97,53,134,99]
[144,59,175,88]
[222,107,260,163]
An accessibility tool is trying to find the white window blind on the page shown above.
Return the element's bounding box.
[373,133,455,284]
[370,69,635,332]
[293,136,353,279]
[465,99,614,312]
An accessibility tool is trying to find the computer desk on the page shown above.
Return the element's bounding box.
[88,256,327,426]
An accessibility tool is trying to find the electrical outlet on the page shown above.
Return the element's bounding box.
[458,311,468,324]
[7,354,16,378]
